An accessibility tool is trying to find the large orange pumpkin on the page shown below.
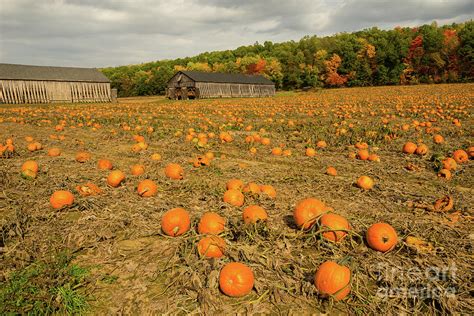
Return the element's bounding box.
[50,190,75,209]
[319,213,350,242]
[161,208,190,236]
[314,261,351,301]
[164,163,184,180]
[402,142,417,154]
[226,178,244,191]
[356,176,374,190]
[219,262,254,297]
[366,223,398,252]
[452,149,468,163]
[137,179,158,197]
[243,205,268,224]
[197,236,225,258]
[223,189,244,206]
[198,212,226,235]
[21,160,39,173]
[260,185,276,198]
[98,159,113,170]
[293,198,330,230]
[107,170,125,187]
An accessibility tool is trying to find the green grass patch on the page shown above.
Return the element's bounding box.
[0,252,90,315]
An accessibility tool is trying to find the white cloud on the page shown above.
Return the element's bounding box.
[0,0,471,67]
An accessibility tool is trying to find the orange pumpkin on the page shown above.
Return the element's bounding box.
[97,159,113,170]
[356,176,374,190]
[161,207,190,236]
[243,182,261,194]
[47,147,61,157]
[243,205,268,224]
[305,148,317,157]
[402,142,417,154]
[357,149,370,160]
[107,170,125,187]
[223,189,244,207]
[433,134,444,144]
[137,179,158,197]
[442,158,457,171]
[415,144,428,156]
[50,190,75,209]
[314,261,351,301]
[219,262,254,297]
[452,149,468,163]
[226,178,244,191]
[197,236,225,258]
[75,182,103,196]
[366,223,398,252]
[271,147,282,156]
[319,213,350,242]
[76,151,91,163]
[164,163,184,180]
[437,168,452,180]
[130,164,145,176]
[316,140,327,148]
[198,212,226,235]
[326,166,337,176]
[293,198,330,230]
[21,160,39,173]
[260,185,276,198]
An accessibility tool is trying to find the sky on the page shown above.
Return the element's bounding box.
[0,0,472,68]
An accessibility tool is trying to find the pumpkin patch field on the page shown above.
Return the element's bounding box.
[0,84,473,314]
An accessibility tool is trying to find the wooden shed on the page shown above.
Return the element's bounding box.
[0,63,112,104]
[166,71,275,100]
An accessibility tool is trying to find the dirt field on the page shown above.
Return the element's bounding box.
[1,84,473,314]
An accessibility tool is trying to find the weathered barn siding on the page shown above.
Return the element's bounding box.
[166,71,275,100]
[0,63,112,104]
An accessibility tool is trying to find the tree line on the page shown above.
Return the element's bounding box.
[100,21,473,97]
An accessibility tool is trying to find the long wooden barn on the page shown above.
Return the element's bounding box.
[0,63,112,104]
[166,71,275,100]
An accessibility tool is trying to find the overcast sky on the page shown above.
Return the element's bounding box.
[0,0,472,68]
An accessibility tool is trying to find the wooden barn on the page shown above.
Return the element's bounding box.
[166,71,275,100]
[0,63,113,104]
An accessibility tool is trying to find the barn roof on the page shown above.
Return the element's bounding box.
[180,71,274,85]
[0,63,110,83]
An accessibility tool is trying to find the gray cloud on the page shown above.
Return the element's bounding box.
[0,0,471,67]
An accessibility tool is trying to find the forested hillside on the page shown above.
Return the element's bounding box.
[101,21,473,97]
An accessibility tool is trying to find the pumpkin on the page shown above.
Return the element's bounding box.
[243,182,260,194]
[107,170,125,187]
[198,212,226,235]
[161,208,190,236]
[50,190,75,209]
[130,164,145,176]
[223,189,244,206]
[316,140,327,148]
[226,178,244,191]
[415,144,428,155]
[243,205,268,224]
[356,176,374,190]
[21,160,39,173]
[97,159,113,170]
[260,185,276,198]
[433,134,444,144]
[366,223,398,252]
[357,149,369,160]
[47,147,61,157]
[293,198,330,230]
[164,163,184,180]
[326,166,337,176]
[151,153,162,161]
[314,261,351,301]
[368,153,380,162]
[452,149,468,163]
[467,146,474,158]
[137,179,158,197]
[261,137,271,145]
[271,147,282,156]
[219,262,254,297]
[402,142,417,154]
[437,168,452,180]
[305,148,317,157]
[76,151,91,163]
[197,236,225,258]
[442,158,457,171]
[319,213,350,242]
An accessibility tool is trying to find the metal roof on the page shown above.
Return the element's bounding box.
[0,63,110,83]
[180,71,274,85]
